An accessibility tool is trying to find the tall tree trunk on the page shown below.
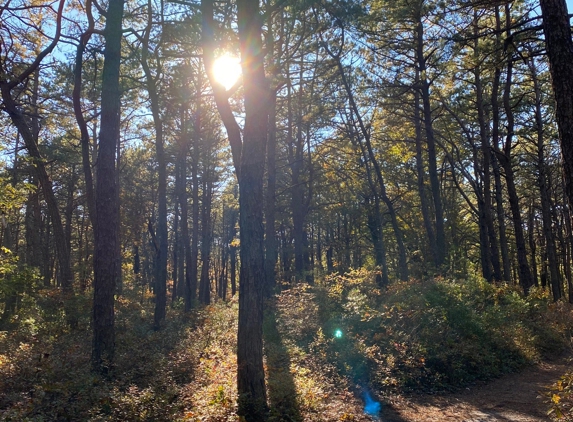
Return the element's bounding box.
[496,50,534,295]
[25,175,42,269]
[416,15,446,269]
[538,0,573,211]
[190,137,200,305]
[177,129,193,311]
[473,13,501,281]
[92,0,123,371]
[172,200,179,303]
[527,203,539,287]
[264,88,277,295]
[367,196,389,287]
[64,168,78,267]
[530,57,561,300]
[328,46,408,280]
[202,0,269,415]
[264,13,279,297]
[230,243,237,296]
[73,23,97,231]
[490,8,511,281]
[235,0,269,413]
[414,85,437,266]
[139,6,168,327]
[562,190,573,303]
[199,176,213,305]
[1,70,75,315]
[287,66,308,281]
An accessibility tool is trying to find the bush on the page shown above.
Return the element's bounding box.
[314,272,571,393]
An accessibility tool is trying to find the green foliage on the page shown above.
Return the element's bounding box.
[0,286,200,421]
[1,270,571,421]
[314,271,570,393]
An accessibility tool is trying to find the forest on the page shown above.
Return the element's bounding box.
[2,0,573,420]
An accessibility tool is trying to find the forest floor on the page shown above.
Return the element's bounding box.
[379,355,569,421]
[1,277,572,421]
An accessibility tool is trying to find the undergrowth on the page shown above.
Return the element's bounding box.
[0,272,571,421]
[313,270,571,395]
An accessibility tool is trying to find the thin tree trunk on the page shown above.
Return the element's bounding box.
[172,200,179,303]
[490,9,511,281]
[416,15,446,269]
[139,5,168,327]
[177,130,193,311]
[473,13,501,281]
[1,71,75,312]
[530,57,561,300]
[199,176,213,305]
[264,14,278,297]
[367,196,389,287]
[562,190,573,303]
[528,203,539,287]
[190,128,200,305]
[328,46,408,280]
[414,85,437,266]
[25,175,42,269]
[72,19,97,231]
[496,48,534,295]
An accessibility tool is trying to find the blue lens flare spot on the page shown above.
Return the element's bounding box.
[364,392,381,416]
[334,329,343,338]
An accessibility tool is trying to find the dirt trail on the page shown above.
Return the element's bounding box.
[381,356,569,422]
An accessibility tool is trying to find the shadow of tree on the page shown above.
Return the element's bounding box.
[264,304,303,422]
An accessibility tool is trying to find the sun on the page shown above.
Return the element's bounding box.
[212,55,241,91]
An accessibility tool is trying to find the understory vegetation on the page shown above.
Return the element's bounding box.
[1,271,571,421]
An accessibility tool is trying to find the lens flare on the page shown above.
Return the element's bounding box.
[334,329,343,338]
[364,392,381,416]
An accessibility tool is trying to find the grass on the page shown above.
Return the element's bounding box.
[0,271,572,421]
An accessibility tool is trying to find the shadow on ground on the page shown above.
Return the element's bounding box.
[264,304,303,422]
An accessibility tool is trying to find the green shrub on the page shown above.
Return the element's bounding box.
[315,271,570,393]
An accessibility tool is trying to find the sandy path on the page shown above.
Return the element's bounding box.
[381,356,569,422]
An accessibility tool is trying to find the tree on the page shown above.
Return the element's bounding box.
[202,0,270,417]
[0,0,77,322]
[92,0,124,371]
[538,0,573,211]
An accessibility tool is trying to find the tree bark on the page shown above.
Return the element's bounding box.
[92,0,123,371]
[530,57,561,300]
[235,0,269,415]
[176,127,193,311]
[199,176,213,305]
[202,0,269,416]
[414,86,437,267]
[416,15,446,269]
[490,8,511,281]
[496,50,534,295]
[473,13,501,281]
[538,0,573,211]
[264,15,278,297]
[1,77,75,305]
